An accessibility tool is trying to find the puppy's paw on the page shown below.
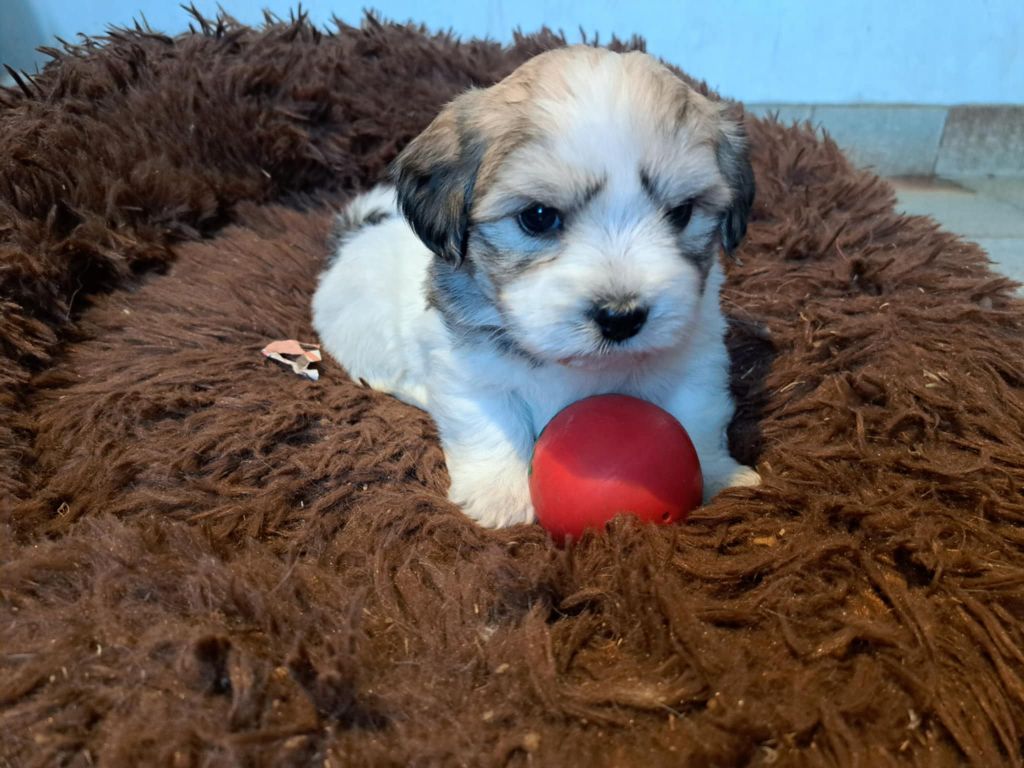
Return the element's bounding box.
[726,464,762,489]
[450,488,536,528]
[447,463,535,528]
[701,456,761,503]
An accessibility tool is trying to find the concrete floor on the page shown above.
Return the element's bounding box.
[889,176,1024,291]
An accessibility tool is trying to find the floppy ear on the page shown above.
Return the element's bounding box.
[390,93,485,265]
[716,111,755,253]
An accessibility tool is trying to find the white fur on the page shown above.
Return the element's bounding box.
[312,50,760,528]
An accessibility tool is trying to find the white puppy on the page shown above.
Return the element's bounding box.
[313,46,760,528]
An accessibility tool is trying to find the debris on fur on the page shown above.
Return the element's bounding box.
[262,339,322,380]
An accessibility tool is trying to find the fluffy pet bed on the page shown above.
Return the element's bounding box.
[2,14,1024,767]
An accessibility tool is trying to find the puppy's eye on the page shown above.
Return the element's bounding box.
[517,203,563,235]
[666,200,694,231]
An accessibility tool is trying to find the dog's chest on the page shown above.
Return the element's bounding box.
[511,358,685,437]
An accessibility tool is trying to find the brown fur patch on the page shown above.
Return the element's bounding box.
[2,14,1024,768]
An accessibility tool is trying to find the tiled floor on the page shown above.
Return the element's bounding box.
[889,176,1024,291]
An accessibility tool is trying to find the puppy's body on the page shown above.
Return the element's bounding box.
[313,47,760,527]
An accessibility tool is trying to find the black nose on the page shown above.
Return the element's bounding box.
[593,304,649,342]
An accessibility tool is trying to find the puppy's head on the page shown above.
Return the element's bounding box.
[392,46,754,367]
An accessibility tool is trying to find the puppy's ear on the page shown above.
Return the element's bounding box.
[391,93,485,265]
[716,111,755,253]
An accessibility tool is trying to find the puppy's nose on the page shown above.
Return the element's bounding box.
[593,304,649,342]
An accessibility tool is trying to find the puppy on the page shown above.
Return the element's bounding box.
[313,46,760,528]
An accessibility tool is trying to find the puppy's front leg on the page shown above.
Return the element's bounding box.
[432,389,536,528]
[694,444,762,503]
[662,377,761,504]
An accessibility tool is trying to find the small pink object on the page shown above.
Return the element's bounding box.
[261,339,322,380]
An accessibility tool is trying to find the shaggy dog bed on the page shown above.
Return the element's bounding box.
[2,14,1024,767]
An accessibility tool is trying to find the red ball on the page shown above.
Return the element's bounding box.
[529,394,703,543]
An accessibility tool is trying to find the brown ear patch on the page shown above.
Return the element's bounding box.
[391,95,486,264]
[716,111,756,252]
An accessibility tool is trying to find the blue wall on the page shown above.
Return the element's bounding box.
[4,0,1022,104]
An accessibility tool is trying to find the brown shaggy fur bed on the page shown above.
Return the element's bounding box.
[2,13,1024,767]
